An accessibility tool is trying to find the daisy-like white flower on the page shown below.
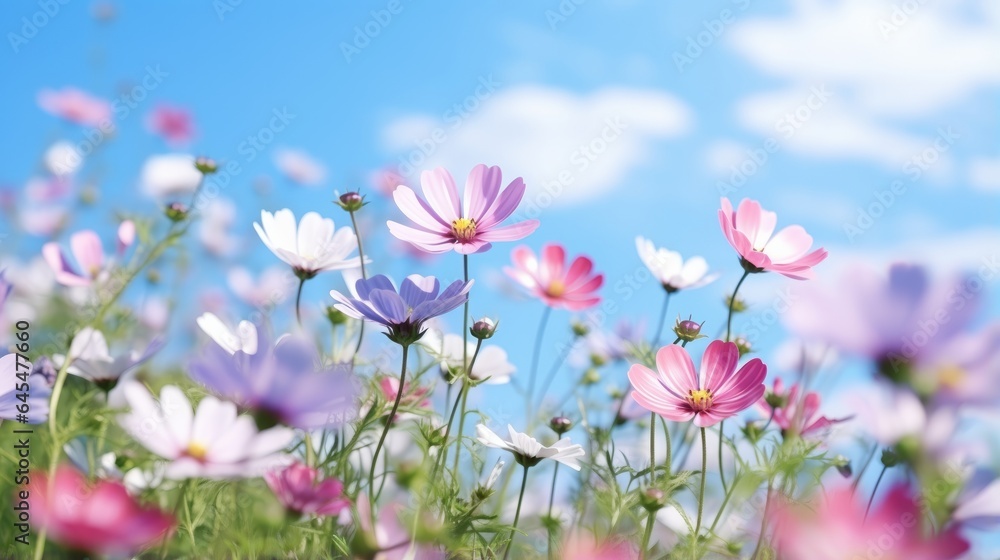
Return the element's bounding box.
[254,209,362,279]
[330,274,472,346]
[55,327,163,391]
[196,312,258,355]
[117,383,294,480]
[628,340,766,428]
[140,154,203,198]
[476,424,585,470]
[718,197,827,280]
[387,164,539,255]
[635,236,717,292]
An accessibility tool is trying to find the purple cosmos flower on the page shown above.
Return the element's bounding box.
[330,274,472,345]
[189,326,360,430]
[387,164,540,255]
[1,353,54,424]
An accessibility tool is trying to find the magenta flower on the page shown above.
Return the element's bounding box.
[504,244,603,311]
[265,462,350,518]
[718,198,827,280]
[28,466,174,556]
[37,87,111,126]
[757,378,847,438]
[772,484,969,560]
[42,221,135,287]
[387,164,540,254]
[146,104,195,145]
[627,340,766,427]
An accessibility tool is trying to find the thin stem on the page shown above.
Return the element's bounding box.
[865,465,889,522]
[694,427,707,545]
[304,433,315,467]
[649,412,657,483]
[661,416,672,480]
[349,210,367,359]
[450,339,483,477]
[851,444,878,495]
[651,290,672,346]
[503,464,531,560]
[725,269,750,342]
[547,463,560,560]
[641,511,655,559]
[535,335,578,412]
[526,306,553,424]
[295,277,306,326]
[718,420,728,494]
[462,254,469,371]
[369,344,409,493]
[750,481,773,560]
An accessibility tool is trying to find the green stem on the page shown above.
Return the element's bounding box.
[641,511,656,559]
[448,339,483,479]
[503,464,531,560]
[462,255,469,370]
[349,210,367,360]
[865,465,888,522]
[661,416,672,480]
[547,463,560,560]
[295,277,305,326]
[725,269,750,342]
[694,427,707,546]
[369,344,409,494]
[718,420,728,494]
[750,482,773,560]
[652,290,672,346]
[526,306,553,424]
[649,412,657,483]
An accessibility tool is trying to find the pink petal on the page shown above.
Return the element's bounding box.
[454,239,492,255]
[117,220,136,254]
[558,295,601,311]
[42,242,90,286]
[540,244,566,286]
[763,225,813,264]
[392,185,450,231]
[565,274,603,298]
[563,255,594,287]
[479,177,526,229]
[387,221,452,249]
[699,340,740,392]
[735,198,777,248]
[477,220,539,242]
[70,230,104,277]
[420,167,461,223]
[655,345,698,398]
[510,245,538,274]
[463,164,502,222]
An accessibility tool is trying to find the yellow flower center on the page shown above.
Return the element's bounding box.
[687,389,713,412]
[186,442,208,461]
[546,279,566,298]
[451,218,477,241]
[937,365,965,390]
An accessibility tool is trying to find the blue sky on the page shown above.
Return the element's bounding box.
[3,0,999,551]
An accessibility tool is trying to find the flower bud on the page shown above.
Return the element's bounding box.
[673,316,706,343]
[146,269,161,284]
[194,157,218,175]
[741,421,764,443]
[881,448,900,468]
[470,317,497,339]
[764,391,786,409]
[589,353,606,367]
[549,416,573,436]
[164,202,189,222]
[571,320,589,337]
[733,336,753,356]
[336,191,366,212]
[640,488,666,512]
[582,368,601,386]
[833,455,852,478]
[325,305,349,326]
[724,294,748,313]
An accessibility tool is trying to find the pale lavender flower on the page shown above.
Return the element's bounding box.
[0,353,53,424]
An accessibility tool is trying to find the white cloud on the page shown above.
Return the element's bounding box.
[703,140,750,176]
[969,158,1000,192]
[729,0,1000,117]
[381,85,692,206]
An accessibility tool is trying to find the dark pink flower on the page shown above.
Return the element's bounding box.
[504,244,603,311]
[628,340,766,428]
[146,104,195,145]
[718,198,827,279]
[387,164,539,254]
[37,87,111,126]
[757,378,847,438]
[772,484,969,560]
[28,466,174,556]
[265,462,350,517]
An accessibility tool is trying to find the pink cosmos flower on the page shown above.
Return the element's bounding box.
[504,244,603,311]
[387,164,540,254]
[757,378,847,438]
[42,221,135,286]
[718,198,827,280]
[28,465,174,556]
[37,87,112,126]
[370,166,405,197]
[628,340,766,428]
[265,462,350,517]
[561,532,637,560]
[379,376,431,422]
[772,484,969,560]
[274,148,326,186]
[146,104,195,145]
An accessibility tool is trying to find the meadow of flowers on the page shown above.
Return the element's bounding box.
[2,90,999,560]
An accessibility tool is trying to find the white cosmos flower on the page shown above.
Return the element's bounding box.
[196,312,258,355]
[273,148,326,186]
[140,154,202,197]
[44,141,83,176]
[117,383,293,480]
[420,330,515,384]
[54,327,163,389]
[635,236,717,291]
[476,424,585,470]
[227,266,294,309]
[254,209,364,277]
